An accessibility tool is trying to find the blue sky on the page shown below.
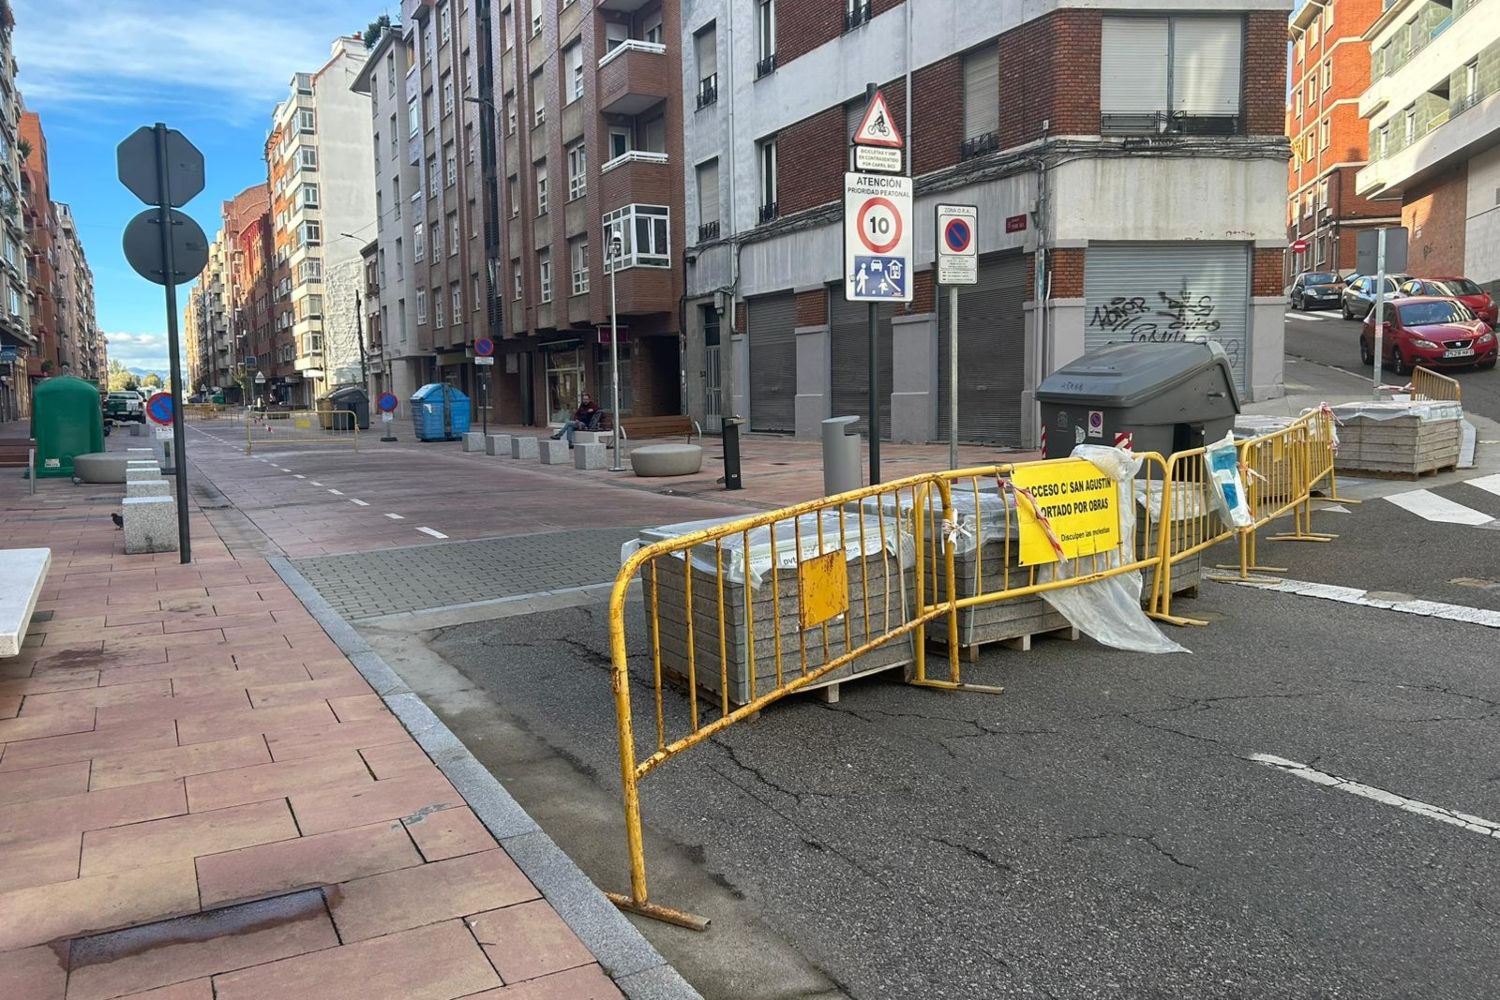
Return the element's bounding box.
[12,0,392,371]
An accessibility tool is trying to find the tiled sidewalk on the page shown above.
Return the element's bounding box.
[0,478,640,999]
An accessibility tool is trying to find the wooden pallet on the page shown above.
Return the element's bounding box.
[959,622,1080,662]
[1341,462,1459,481]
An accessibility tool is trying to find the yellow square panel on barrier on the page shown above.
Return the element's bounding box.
[1012,459,1120,566]
[294,417,313,430]
[798,550,850,630]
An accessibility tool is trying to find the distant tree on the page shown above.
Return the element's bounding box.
[106,360,137,392]
[362,14,391,48]
[142,373,163,389]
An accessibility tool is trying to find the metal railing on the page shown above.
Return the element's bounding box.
[695,74,718,110]
[1412,366,1463,402]
[756,201,778,224]
[244,408,360,454]
[844,0,873,31]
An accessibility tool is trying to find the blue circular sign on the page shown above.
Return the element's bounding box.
[146,392,175,425]
[944,219,972,253]
[474,337,495,358]
[376,392,399,413]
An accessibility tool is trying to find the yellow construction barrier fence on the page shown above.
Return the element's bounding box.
[1411,366,1462,403]
[244,409,359,455]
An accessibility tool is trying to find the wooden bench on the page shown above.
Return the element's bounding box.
[1,548,51,657]
[0,442,34,469]
[615,414,696,440]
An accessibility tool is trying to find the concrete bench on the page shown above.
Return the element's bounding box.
[74,453,137,484]
[0,548,51,657]
[123,496,178,554]
[630,443,704,477]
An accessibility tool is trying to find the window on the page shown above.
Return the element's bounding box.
[467,127,476,163]
[431,217,442,259]
[1323,1,1334,30]
[538,250,552,302]
[756,0,775,74]
[609,127,631,160]
[435,287,445,328]
[417,288,429,323]
[1099,16,1242,133]
[446,143,457,187]
[1378,124,1389,159]
[536,159,548,215]
[1404,106,1416,145]
[408,96,420,138]
[448,212,460,254]
[531,1,542,36]
[300,147,318,169]
[442,72,454,116]
[424,89,434,130]
[504,3,513,50]
[427,155,440,194]
[300,221,321,246]
[472,274,481,311]
[451,282,463,320]
[1294,88,1302,117]
[570,237,589,294]
[513,259,523,299]
[603,204,670,269]
[304,333,323,354]
[469,198,478,237]
[505,92,517,134]
[390,113,398,155]
[508,175,519,217]
[567,142,587,200]
[302,184,320,208]
[531,71,546,126]
[605,21,629,52]
[695,23,718,108]
[696,158,719,240]
[1318,179,1329,210]
[440,1,451,43]
[392,178,402,219]
[298,109,315,133]
[1320,118,1330,149]
[644,12,663,45]
[395,238,404,279]
[756,139,777,222]
[565,43,584,104]
[297,295,324,321]
[1323,59,1332,92]
[962,45,1000,153]
[414,222,426,261]
[300,258,322,282]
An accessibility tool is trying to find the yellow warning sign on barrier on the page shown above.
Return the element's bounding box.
[1012,459,1120,565]
[797,550,850,630]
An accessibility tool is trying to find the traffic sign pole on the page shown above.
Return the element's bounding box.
[934,205,977,470]
[155,124,191,564]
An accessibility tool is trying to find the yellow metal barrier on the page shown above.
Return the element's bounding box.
[183,403,244,422]
[1149,446,1231,625]
[606,455,1169,929]
[1412,366,1462,403]
[244,409,359,455]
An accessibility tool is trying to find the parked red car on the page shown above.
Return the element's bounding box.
[1398,276,1498,326]
[1361,296,1498,374]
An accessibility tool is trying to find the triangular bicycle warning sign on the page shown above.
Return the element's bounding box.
[853,91,903,149]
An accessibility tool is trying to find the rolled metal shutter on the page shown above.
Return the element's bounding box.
[1083,242,1251,393]
[747,292,796,433]
[937,250,1027,445]
[829,291,893,438]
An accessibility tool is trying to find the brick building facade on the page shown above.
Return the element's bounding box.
[681,0,1291,448]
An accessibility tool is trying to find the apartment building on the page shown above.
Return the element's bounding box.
[200,232,233,395]
[17,111,54,381]
[0,13,29,420]
[487,0,687,427]
[360,238,387,393]
[1356,0,1500,289]
[52,203,99,382]
[267,38,376,407]
[220,187,274,404]
[1286,0,1394,279]
[679,0,1290,448]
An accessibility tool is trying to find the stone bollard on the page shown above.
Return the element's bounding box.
[126,479,172,499]
[485,433,513,456]
[574,443,607,470]
[125,467,159,484]
[538,439,569,465]
[123,496,178,554]
[462,432,486,453]
[510,436,539,460]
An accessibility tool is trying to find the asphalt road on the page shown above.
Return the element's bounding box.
[429,512,1500,999]
[1283,305,1500,422]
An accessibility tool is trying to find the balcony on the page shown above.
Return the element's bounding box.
[597,41,669,115]
[600,151,672,210]
[696,74,718,111]
[756,54,776,80]
[1358,86,1500,198]
[598,0,652,10]
[960,132,999,160]
[844,0,873,32]
[697,220,721,242]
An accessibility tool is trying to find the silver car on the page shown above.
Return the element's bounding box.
[1341,273,1410,321]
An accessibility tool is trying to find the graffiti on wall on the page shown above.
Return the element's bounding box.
[1088,290,1241,370]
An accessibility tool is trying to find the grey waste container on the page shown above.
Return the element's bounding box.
[822,415,862,495]
[326,387,371,430]
[1036,342,1240,459]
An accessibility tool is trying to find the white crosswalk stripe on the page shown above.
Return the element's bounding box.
[1384,488,1494,526]
[1466,474,1500,498]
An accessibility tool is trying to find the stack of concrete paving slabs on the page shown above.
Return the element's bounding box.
[631,511,915,707]
[1331,400,1462,477]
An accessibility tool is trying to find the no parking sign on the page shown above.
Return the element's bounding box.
[935,205,977,286]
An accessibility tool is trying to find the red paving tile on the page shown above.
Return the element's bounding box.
[325,848,538,944]
[403,806,498,862]
[0,944,67,1000]
[195,820,422,908]
[466,900,596,984]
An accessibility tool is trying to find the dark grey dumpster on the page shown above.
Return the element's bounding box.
[1036,342,1240,459]
[326,387,371,431]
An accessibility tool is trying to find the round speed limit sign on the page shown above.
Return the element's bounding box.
[856,197,903,255]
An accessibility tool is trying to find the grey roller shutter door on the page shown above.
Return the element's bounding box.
[937,250,1027,445]
[1083,242,1250,393]
[748,292,797,433]
[829,291,893,438]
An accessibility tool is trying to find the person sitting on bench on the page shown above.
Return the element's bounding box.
[551,393,601,447]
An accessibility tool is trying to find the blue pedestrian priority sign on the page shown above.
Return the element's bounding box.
[850,256,907,299]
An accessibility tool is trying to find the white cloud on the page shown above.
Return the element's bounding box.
[12,1,374,121]
[103,330,177,370]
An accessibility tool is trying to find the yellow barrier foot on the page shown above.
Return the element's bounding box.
[1267,532,1337,542]
[1148,612,1210,627]
[1207,570,1284,584]
[606,891,711,931]
[908,679,1006,696]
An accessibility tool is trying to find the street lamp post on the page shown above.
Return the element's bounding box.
[608,228,623,472]
[464,94,501,437]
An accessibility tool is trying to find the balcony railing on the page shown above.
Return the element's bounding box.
[757,201,778,224]
[756,54,776,79]
[960,132,999,160]
[601,149,669,174]
[696,74,718,110]
[1100,111,1241,137]
[1371,86,1490,163]
[597,38,667,69]
[698,220,720,242]
[844,1,873,31]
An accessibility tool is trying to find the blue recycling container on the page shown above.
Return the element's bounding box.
[410,383,471,441]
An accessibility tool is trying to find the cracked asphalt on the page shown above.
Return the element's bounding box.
[430,554,1500,1000]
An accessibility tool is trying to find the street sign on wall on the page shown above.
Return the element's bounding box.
[844,172,913,303]
[935,204,978,286]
